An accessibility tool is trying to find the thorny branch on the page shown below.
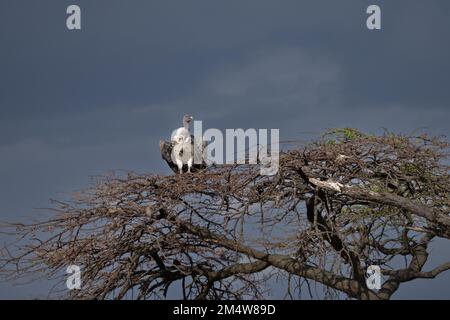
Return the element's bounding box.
[1,129,449,300]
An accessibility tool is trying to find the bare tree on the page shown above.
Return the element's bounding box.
[1,129,449,300]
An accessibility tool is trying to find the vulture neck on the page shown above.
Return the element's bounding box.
[183,120,190,130]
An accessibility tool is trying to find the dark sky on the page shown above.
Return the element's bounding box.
[0,0,449,298]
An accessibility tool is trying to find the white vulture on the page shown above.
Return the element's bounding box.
[171,114,194,174]
[171,114,193,143]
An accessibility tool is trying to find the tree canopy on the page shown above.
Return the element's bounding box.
[1,129,449,299]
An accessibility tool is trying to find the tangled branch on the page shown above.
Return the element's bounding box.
[1,129,449,300]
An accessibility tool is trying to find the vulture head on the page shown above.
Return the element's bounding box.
[183,114,193,129]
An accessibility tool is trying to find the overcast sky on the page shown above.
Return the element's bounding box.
[0,0,449,299]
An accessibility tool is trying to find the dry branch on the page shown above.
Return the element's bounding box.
[1,129,449,300]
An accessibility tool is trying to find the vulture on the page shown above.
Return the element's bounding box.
[171,114,194,174]
[171,114,193,143]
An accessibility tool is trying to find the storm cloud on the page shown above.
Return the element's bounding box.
[0,0,449,298]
